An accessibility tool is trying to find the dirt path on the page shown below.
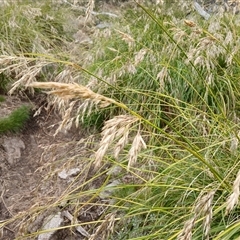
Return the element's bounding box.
[0,94,99,239]
[0,1,133,239]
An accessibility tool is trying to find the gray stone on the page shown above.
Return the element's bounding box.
[99,180,120,199]
[38,212,63,240]
[58,168,81,180]
[2,137,25,165]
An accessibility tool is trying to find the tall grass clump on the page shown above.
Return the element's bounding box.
[2,0,240,239]
[0,0,84,94]
[71,1,240,239]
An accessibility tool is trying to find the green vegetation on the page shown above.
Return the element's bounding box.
[1,0,240,239]
[0,105,31,134]
[0,73,11,94]
[0,95,5,102]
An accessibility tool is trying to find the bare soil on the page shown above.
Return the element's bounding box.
[0,94,105,239]
[0,2,127,239]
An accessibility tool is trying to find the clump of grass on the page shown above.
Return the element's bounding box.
[77,1,240,239]
[2,0,240,239]
[82,108,110,130]
[0,0,73,54]
[0,105,31,134]
[0,73,11,94]
[0,95,5,102]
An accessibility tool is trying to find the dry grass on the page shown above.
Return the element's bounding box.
[178,190,215,240]
[94,114,140,168]
[28,80,119,134]
[28,81,116,107]
[89,212,116,240]
[0,55,50,94]
[28,82,147,171]
[225,170,240,214]
[2,0,240,239]
[127,129,147,170]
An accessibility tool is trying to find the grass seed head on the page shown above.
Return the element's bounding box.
[28,82,116,107]
[195,191,215,240]
[226,170,240,214]
[127,130,147,171]
[95,115,138,168]
[177,217,195,240]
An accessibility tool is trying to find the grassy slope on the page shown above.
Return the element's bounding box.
[1,0,240,239]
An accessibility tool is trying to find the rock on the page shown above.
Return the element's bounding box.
[195,0,240,14]
[194,1,211,20]
[96,22,112,29]
[99,180,120,199]
[38,212,63,240]
[58,168,81,180]
[2,137,25,165]
[62,210,90,237]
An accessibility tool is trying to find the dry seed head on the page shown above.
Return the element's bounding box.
[194,191,215,240]
[171,27,186,41]
[85,0,94,24]
[22,7,42,19]
[144,23,150,33]
[230,135,239,155]
[115,29,135,48]
[134,49,147,66]
[195,191,215,216]
[54,68,74,83]
[0,0,9,6]
[177,217,195,240]
[89,212,116,240]
[155,0,164,5]
[54,100,78,136]
[114,128,129,159]
[0,55,50,94]
[126,62,137,74]
[224,30,233,45]
[10,64,45,94]
[95,115,138,168]
[226,170,240,214]
[127,130,147,171]
[157,66,170,90]
[28,81,117,135]
[115,29,135,43]
[28,82,116,108]
[226,45,238,66]
[184,20,196,27]
[201,191,215,240]
[179,190,215,240]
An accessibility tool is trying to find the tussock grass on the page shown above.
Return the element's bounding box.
[0,105,31,134]
[2,0,240,239]
[0,95,5,102]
